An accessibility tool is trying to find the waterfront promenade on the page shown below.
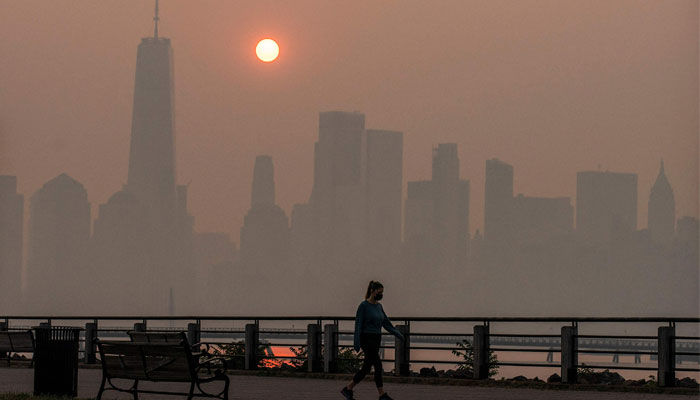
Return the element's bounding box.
[0,367,693,400]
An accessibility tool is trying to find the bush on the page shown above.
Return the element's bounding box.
[210,339,273,369]
[451,338,499,377]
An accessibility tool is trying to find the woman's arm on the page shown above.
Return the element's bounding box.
[353,303,364,352]
[379,304,405,341]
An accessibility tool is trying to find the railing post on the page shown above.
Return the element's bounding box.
[0,321,7,360]
[394,324,410,376]
[323,324,338,373]
[473,324,490,379]
[658,326,675,387]
[245,323,258,370]
[84,323,97,364]
[561,326,578,384]
[133,322,146,332]
[307,324,322,372]
[187,322,200,352]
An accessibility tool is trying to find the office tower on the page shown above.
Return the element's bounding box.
[0,176,24,311]
[431,144,467,267]
[26,174,90,313]
[93,5,194,312]
[676,216,699,246]
[366,129,403,268]
[511,194,573,245]
[240,156,290,270]
[404,144,470,271]
[404,181,434,266]
[648,161,675,245]
[126,5,177,225]
[576,171,637,244]
[290,203,316,273]
[309,111,367,269]
[484,158,514,243]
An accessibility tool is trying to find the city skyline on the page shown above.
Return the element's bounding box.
[0,1,697,244]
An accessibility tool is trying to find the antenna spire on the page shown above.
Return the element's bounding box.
[153,0,160,38]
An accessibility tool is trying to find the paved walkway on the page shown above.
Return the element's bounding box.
[0,368,690,399]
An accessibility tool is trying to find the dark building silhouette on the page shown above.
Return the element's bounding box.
[431,144,469,268]
[0,176,24,311]
[484,158,514,244]
[648,160,675,246]
[193,232,236,313]
[308,112,367,270]
[91,188,150,312]
[511,194,573,246]
[676,216,699,246]
[576,170,637,244]
[365,129,403,269]
[26,174,90,313]
[404,144,469,275]
[290,203,316,274]
[92,6,194,313]
[404,180,434,264]
[240,156,290,273]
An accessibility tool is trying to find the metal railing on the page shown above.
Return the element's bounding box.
[1,316,698,387]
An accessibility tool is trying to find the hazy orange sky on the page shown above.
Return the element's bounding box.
[1,0,697,242]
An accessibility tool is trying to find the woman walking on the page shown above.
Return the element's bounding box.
[340,280,404,400]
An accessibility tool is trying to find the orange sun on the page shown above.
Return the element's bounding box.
[256,39,279,62]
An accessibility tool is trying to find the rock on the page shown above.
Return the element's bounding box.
[509,375,529,382]
[624,379,646,386]
[676,377,699,388]
[419,366,438,377]
[547,373,561,383]
[578,369,625,385]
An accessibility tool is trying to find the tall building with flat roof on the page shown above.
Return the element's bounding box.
[576,170,637,244]
[366,129,403,269]
[309,111,367,270]
[484,158,514,243]
[404,144,469,272]
[0,176,24,311]
[511,194,573,245]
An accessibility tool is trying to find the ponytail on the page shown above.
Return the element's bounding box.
[365,280,384,299]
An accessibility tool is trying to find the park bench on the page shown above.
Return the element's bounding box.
[96,339,230,400]
[0,330,35,367]
[128,330,211,361]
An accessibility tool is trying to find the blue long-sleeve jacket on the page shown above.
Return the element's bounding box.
[353,300,404,352]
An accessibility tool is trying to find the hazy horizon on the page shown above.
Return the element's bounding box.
[1,0,697,244]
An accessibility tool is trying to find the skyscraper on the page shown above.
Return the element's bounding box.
[431,144,468,268]
[484,158,514,244]
[309,111,367,270]
[576,170,638,244]
[365,129,403,269]
[92,3,193,312]
[0,176,24,311]
[26,174,90,313]
[511,194,573,246]
[240,156,290,271]
[404,144,469,272]
[126,4,177,226]
[648,161,675,245]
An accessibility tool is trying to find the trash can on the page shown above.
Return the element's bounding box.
[33,326,80,397]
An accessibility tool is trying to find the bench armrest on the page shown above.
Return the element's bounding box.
[197,355,229,375]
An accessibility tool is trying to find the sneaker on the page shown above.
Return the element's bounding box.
[340,387,355,400]
[379,394,394,400]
